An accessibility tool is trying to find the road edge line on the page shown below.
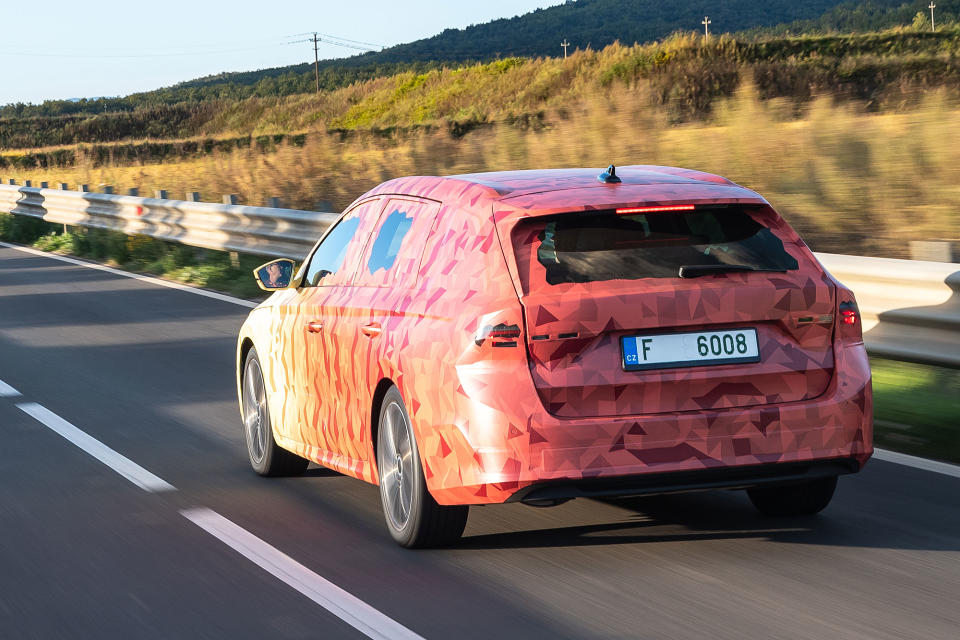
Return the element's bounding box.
[873,447,960,479]
[0,241,257,308]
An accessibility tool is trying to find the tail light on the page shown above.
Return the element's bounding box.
[837,299,863,343]
[475,323,521,348]
[616,205,695,215]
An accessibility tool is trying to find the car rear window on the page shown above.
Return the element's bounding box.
[513,206,799,288]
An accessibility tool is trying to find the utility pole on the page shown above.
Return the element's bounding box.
[312,32,320,93]
[929,2,936,32]
[561,38,570,59]
[702,16,712,37]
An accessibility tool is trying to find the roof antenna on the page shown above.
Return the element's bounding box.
[598,164,622,184]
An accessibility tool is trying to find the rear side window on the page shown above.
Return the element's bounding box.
[367,209,414,275]
[355,198,440,288]
[514,207,799,289]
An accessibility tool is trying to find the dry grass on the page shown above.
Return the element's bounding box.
[5,85,960,257]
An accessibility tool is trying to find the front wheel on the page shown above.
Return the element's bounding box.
[747,476,838,516]
[242,348,309,477]
[376,386,468,548]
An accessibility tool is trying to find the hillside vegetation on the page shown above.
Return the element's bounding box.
[2,30,959,260]
[3,29,960,156]
[4,80,959,260]
[0,0,936,120]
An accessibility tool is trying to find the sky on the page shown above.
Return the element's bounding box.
[0,0,564,105]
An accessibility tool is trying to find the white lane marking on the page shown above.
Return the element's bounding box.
[181,507,425,640]
[16,402,176,492]
[0,241,257,308]
[874,448,960,479]
[0,378,21,397]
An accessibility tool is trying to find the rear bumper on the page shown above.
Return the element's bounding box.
[423,342,873,506]
[506,457,860,505]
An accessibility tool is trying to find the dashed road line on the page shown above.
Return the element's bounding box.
[0,377,20,397]
[16,402,176,493]
[181,507,425,640]
[874,448,960,480]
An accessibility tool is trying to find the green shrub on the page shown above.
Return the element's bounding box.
[0,213,56,244]
[126,234,166,265]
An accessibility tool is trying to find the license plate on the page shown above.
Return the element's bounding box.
[621,328,760,371]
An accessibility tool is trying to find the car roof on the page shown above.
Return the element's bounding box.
[451,165,735,196]
[363,166,763,211]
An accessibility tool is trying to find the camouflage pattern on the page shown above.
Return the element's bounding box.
[237,166,873,505]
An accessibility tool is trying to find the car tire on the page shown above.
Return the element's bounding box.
[376,386,468,548]
[746,476,838,517]
[242,348,309,477]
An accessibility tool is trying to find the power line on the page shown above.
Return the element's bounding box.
[0,29,383,60]
[317,33,383,49]
[290,32,382,52]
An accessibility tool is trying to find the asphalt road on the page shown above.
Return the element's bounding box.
[0,243,958,640]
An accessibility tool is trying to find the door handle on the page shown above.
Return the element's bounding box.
[361,322,382,338]
[306,321,323,333]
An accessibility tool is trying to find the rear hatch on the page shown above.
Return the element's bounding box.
[500,200,836,418]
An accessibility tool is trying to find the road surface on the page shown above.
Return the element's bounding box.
[0,244,957,639]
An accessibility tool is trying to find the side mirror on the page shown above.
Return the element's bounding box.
[253,258,296,291]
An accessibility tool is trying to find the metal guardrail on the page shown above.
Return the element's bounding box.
[816,253,960,369]
[1,183,957,368]
[0,184,335,260]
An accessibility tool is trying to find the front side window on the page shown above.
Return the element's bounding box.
[302,200,382,287]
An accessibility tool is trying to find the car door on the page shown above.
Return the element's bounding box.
[323,196,441,476]
[272,197,384,463]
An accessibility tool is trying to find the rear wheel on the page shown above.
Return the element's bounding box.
[747,476,838,516]
[242,348,309,477]
[376,386,468,548]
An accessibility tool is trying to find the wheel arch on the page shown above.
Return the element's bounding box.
[237,336,253,393]
[236,336,256,417]
[369,377,397,481]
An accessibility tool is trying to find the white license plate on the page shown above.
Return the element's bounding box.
[621,328,760,371]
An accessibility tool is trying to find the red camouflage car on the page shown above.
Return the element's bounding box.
[237,165,873,547]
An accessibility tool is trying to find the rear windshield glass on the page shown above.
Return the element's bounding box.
[516,207,799,287]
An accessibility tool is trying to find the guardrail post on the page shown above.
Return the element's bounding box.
[102,185,114,194]
[7,179,15,185]
[24,180,32,187]
[40,182,48,189]
[266,197,282,208]
[314,199,333,212]
[186,192,200,202]
[58,183,68,190]
[154,190,167,200]
[127,188,139,196]
[79,184,89,192]
[221,193,240,264]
